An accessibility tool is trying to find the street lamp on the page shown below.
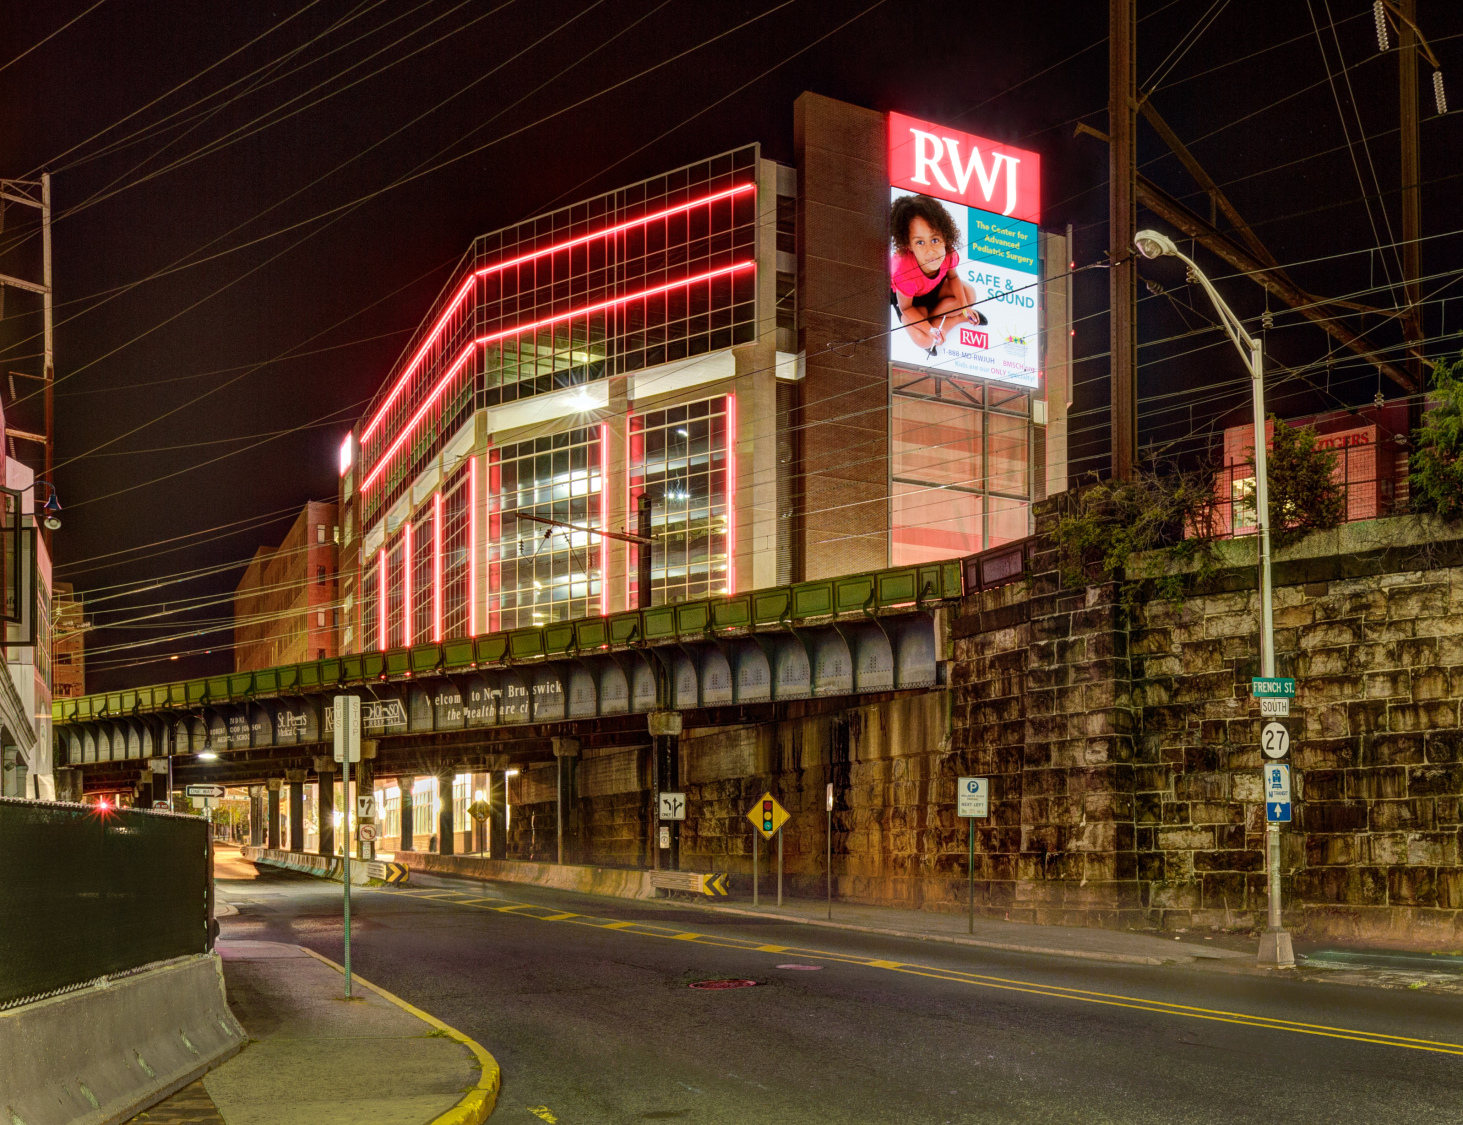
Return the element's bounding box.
[1135,230,1293,968]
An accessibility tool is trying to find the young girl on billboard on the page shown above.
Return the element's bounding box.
[889,193,985,356]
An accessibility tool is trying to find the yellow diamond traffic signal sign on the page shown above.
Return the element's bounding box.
[746,791,789,840]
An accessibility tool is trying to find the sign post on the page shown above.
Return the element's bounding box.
[1251,678,1295,966]
[957,777,989,934]
[333,695,361,998]
[745,793,790,909]
[826,782,834,921]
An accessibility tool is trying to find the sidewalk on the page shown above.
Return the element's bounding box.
[680,893,1256,967]
[127,940,497,1125]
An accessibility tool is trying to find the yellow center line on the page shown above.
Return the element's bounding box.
[366,887,1463,1056]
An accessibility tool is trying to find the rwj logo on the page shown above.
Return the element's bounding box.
[958,326,989,349]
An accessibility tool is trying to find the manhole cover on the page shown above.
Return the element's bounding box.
[776,964,822,970]
[688,979,758,990]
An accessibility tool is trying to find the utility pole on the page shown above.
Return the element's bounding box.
[0,174,55,551]
[1396,0,1423,394]
[1109,0,1137,480]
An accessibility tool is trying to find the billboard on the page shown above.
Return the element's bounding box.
[887,112,1041,389]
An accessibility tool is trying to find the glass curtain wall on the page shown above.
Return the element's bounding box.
[891,370,1030,565]
[411,504,435,646]
[487,427,604,631]
[629,395,730,606]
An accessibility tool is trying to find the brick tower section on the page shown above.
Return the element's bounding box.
[794,92,890,578]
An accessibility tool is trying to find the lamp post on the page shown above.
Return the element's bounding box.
[1135,230,1292,968]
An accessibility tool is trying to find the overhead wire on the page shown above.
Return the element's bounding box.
[0,0,111,78]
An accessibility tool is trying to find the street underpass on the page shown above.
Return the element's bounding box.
[51,557,1005,865]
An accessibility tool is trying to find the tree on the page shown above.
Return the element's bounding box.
[1262,415,1345,540]
[1410,354,1463,520]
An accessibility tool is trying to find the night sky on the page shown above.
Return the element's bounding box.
[0,1,1458,691]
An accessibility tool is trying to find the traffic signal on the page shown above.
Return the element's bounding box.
[762,799,773,833]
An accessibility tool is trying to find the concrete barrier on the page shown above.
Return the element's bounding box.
[394,852,657,900]
[240,846,387,885]
[0,953,246,1125]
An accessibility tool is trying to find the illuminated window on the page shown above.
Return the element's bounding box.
[362,559,381,652]
[411,502,434,647]
[386,537,405,649]
[441,464,472,639]
[630,396,730,606]
[891,369,1030,564]
[487,428,603,631]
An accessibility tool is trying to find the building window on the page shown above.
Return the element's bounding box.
[630,395,729,606]
[362,558,381,652]
[317,610,326,627]
[317,648,326,660]
[891,371,1030,565]
[487,427,603,631]
[386,534,406,648]
[317,524,327,543]
[411,500,435,646]
[317,566,327,586]
[441,463,472,639]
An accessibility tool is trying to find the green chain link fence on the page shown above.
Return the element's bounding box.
[0,797,209,1009]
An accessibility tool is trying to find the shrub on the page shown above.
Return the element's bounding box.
[1410,354,1463,520]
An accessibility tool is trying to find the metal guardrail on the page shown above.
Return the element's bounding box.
[0,798,209,1009]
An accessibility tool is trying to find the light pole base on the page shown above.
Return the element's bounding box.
[1257,928,1295,968]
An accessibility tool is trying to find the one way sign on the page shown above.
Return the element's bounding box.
[1264,763,1292,823]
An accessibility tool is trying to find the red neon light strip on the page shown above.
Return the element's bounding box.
[600,423,610,617]
[402,522,413,649]
[361,183,754,444]
[468,455,479,637]
[361,340,476,491]
[725,393,737,596]
[361,261,755,492]
[432,492,443,643]
[377,548,387,652]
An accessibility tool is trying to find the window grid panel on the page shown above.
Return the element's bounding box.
[441,464,471,641]
[487,428,603,632]
[629,396,730,608]
[891,369,1031,563]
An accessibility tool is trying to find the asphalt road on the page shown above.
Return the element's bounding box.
[216,860,1463,1125]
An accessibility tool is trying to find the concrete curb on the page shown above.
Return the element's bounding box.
[687,903,1184,965]
[0,953,247,1125]
[297,947,500,1124]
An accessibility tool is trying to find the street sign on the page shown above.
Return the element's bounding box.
[152,801,169,810]
[358,822,377,842]
[1261,721,1291,760]
[659,791,687,820]
[746,792,790,840]
[1264,763,1292,822]
[1252,677,1296,697]
[826,783,834,812]
[332,695,361,764]
[658,826,672,849]
[357,794,374,819]
[1259,697,1290,718]
[468,799,490,823]
[957,777,989,818]
[185,783,226,800]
